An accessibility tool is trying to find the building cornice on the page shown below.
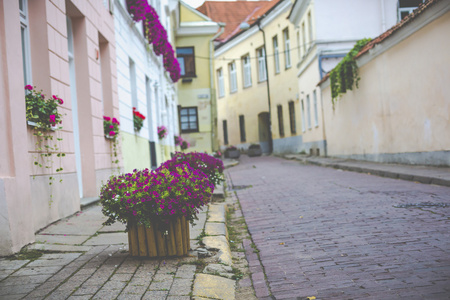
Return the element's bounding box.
[176,22,220,36]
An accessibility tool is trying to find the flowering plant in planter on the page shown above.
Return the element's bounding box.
[25,85,65,204]
[170,152,224,188]
[174,135,190,151]
[103,116,120,169]
[99,161,213,232]
[157,125,168,140]
[132,107,146,132]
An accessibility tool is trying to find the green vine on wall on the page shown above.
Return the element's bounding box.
[330,38,372,105]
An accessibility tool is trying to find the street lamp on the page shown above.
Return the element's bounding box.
[240,21,273,154]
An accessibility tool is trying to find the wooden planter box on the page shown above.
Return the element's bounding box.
[225,149,240,159]
[128,216,190,257]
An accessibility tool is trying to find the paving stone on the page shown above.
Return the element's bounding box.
[72,285,100,296]
[28,244,92,252]
[0,274,52,286]
[167,296,191,300]
[35,234,91,245]
[192,273,235,300]
[98,222,126,232]
[12,266,62,276]
[27,253,81,267]
[175,264,197,279]
[168,278,193,296]
[203,236,232,265]
[208,203,226,222]
[83,232,128,245]
[91,288,121,299]
[0,259,29,270]
[142,290,168,300]
[205,222,227,237]
[67,296,93,300]
[203,263,234,279]
[0,283,40,296]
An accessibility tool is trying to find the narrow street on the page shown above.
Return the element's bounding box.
[227,155,450,299]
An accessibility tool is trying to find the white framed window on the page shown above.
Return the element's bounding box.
[129,58,137,109]
[306,94,311,129]
[217,68,225,98]
[229,62,237,93]
[273,36,280,74]
[302,22,306,56]
[313,90,319,127]
[307,11,313,49]
[296,30,301,60]
[301,99,306,132]
[242,55,252,88]
[283,28,291,69]
[257,47,267,82]
[20,0,32,86]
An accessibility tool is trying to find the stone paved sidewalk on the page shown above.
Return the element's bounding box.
[0,201,236,300]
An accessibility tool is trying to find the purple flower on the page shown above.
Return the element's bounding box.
[25,85,33,90]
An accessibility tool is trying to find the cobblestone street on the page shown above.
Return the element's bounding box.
[228,155,450,299]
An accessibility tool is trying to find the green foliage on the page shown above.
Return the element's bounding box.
[330,38,371,105]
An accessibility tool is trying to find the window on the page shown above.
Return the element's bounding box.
[217,68,225,98]
[239,115,246,142]
[283,28,291,68]
[273,36,280,74]
[223,120,228,145]
[307,11,313,49]
[301,100,306,132]
[313,90,319,127]
[229,62,237,93]
[256,47,267,82]
[20,0,32,86]
[277,105,285,137]
[306,94,311,129]
[179,107,199,133]
[129,58,137,108]
[302,22,306,56]
[242,54,252,88]
[289,101,296,134]
[176,47,195,77]
[296,30,301,60]
[398,0,424,21]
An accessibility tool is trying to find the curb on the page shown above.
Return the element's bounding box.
[284,154,450,187]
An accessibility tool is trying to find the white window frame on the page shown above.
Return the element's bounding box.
[313,90,319,127]
[242,55,252,88]
[306,94,312,129]
[302,22,307,56]
[129,58,137,109]
[20,0,32,86]
[296,30,301,60]
[301,99,306,132]
[257,47,267,82]
[283,28,291,69]
[273,36,280,74]
[217,68,225,98]
[229,62,237,93]
[307,11,313,49]
[398,0,424,21]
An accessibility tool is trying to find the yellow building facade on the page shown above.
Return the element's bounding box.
[175,2,220,153]
[213,0,303,154]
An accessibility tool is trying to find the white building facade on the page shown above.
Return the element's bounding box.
[114,0,179,172]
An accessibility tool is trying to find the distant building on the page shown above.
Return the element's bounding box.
[175,1,220,153]
[200,0,302,154]
[288,0,399,156]
[318,0,450,166]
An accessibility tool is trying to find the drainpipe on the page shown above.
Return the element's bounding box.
[209,23,225,152]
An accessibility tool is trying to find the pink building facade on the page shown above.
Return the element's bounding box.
[0,0,119,255]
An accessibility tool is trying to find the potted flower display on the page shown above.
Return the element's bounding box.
[157,125,168,140]
[100,152,223,257]
[248,144,263,157]
[133,107,146,132]
[25,85,66,205]
[224,145,240,159]
[175,135,190,151]
[103,116,120,168]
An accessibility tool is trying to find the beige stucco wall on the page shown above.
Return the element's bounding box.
[215,5,301,152]
[321,11,450,165]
